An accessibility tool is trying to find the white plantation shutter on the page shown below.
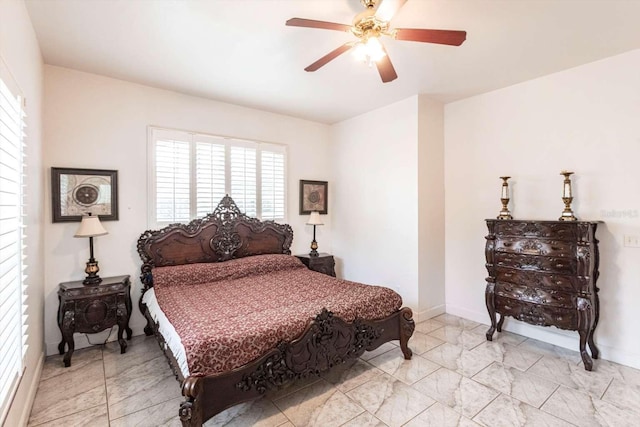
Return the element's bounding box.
[195,138,225,218]
[154,134,191,223]
[149,128,286,227]
[261,149,285,220]
[0,62,28,422]
[230,146,257,217]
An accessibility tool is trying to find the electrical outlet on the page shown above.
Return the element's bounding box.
[623,235,640,248]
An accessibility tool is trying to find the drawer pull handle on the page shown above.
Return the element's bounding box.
[556,263,564,268]
[556,280,563,285]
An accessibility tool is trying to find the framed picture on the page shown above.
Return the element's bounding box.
[51,167,119,222]
[299,180,328,215]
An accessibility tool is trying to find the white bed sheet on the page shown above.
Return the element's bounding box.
[142,288,190,377]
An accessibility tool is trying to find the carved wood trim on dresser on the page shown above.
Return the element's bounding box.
[484,219,601,371]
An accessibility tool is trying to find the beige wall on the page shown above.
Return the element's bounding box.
[0,0,44,425]
[418,96,446,318]
[330,95,447,320]
[444,49,640,368]
[42,65,333,355]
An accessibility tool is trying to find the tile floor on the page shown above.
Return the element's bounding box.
[28,314,640,426]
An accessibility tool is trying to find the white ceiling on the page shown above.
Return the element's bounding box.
[25,0,640,124]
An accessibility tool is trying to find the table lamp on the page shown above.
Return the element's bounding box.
[306,211,323,257]
[74,213,108,285]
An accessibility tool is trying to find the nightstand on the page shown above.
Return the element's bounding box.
[57,275,132,367]
[296,253,336,277]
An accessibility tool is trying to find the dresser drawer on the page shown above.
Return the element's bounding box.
[495,238,575,258]
[495,268,589,294]
[495,253,576,275]
[493,221,578,240]
[495,296,578,330]
[495,282,575,309]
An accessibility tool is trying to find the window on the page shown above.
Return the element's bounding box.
[148,127,286,226]
[0,61,27,422]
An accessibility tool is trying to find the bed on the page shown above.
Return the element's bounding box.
[137,196,415,426]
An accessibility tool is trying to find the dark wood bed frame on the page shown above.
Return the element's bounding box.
[137,196,415,426]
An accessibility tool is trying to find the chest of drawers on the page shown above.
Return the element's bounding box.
[484,220,601,370]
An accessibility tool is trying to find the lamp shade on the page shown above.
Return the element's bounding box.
[74,215,108,238]
[306,211,323,226]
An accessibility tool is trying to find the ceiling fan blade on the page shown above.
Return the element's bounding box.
[305,43,353,72]
[376,46,398,83]
[286,18,351,32]
[394,28,467,46]
[375,0,408,22]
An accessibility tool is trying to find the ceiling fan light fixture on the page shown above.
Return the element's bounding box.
[352,36,386,65]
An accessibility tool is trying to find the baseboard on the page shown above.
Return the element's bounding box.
[413,304,446,323]
[445,303,640,370]
[17,352,44,427]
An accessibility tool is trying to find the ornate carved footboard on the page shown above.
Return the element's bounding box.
[137,196,415,426]
[177,307,414,426]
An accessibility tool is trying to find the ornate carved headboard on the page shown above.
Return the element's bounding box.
[137,195,293,291]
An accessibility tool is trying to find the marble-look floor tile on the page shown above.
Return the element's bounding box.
[103,335,164,378]
[472,362,558,408]
[517,338,582,364]
[110,397,182,427]
[264,374,322,401]
[408,331,445,355]
[361,342,397,361]
[404,402,479,427]
[422,342,494,378]
[368,348,440,385]
[527,355,612,398]
[204,398,289,427]
[601,378,640,414]
[591,397,640,427]
[39,346,103,382]
[106,355,182,419]
[340,412,388,427]
[472,326,528,346]
[433,314,482,330]
[28,359,106,426]
[412,368,499,418]
[347,374,435,427]
[273,379,363,426]
[541,386,617,427]
[415,319,446,334]
[579,357,640,385]
[475,393,574,427]
[320,358,383,392]
[428,325,486,350]
[28,404,108,427]
[472,341,542,372]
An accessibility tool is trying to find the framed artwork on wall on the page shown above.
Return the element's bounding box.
[51,167,119,222]
[299,180,328,215]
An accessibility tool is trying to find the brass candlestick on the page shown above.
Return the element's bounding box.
[559,171,577,221]
[497,176,513,219]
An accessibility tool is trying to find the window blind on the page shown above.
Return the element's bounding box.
[0,65,27,422]
[261,150,285,220]
[149,128,287,226]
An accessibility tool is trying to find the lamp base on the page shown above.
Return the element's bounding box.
[83,275,102,285]
[83,260,102,285]
[309,239,319,257]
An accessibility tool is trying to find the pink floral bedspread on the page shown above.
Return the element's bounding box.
[152,254,402,377]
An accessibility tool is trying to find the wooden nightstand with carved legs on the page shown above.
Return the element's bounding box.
[57,275,132,367]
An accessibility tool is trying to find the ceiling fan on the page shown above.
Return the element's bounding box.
[286,0,466,83]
